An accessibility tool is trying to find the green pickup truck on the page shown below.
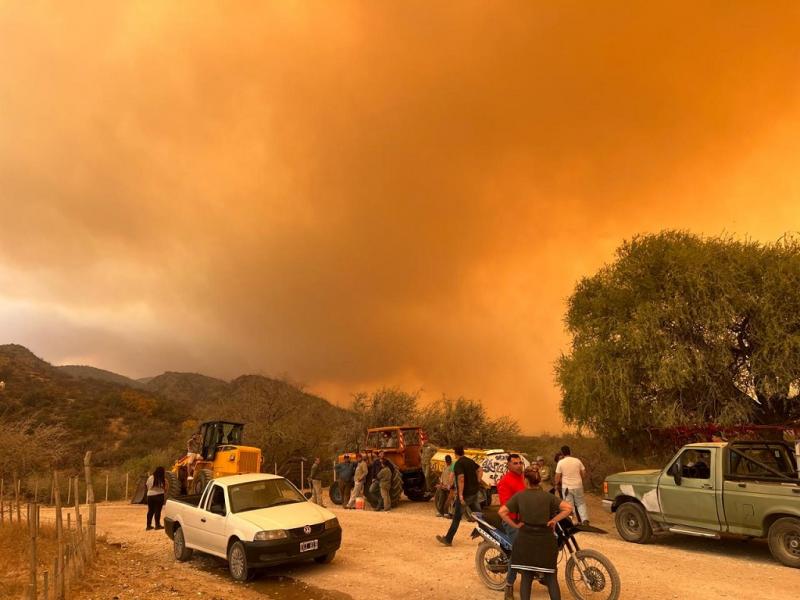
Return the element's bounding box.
[602,440,800,567]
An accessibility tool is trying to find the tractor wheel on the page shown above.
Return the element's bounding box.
[390,469,403,506]
[193,469,213,495]
[329,482,343,505]
[165,472,180,499]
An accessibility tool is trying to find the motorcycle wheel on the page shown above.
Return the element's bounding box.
[474,540,508,591]
[564,548,621,600]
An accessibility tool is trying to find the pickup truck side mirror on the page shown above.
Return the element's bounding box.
[669,462,682,486]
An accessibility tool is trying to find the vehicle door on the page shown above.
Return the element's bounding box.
[657,447,722,532]
[196,484,229,556]
[181,486,210,549]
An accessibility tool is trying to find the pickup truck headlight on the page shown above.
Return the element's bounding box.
[254,530,288,541]
[324,517,339,530]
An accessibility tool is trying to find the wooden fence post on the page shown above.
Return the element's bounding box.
[66,477,71,506]
[16,477,22,523]
[104,474,109,503]
[125,472,129,501]
[43,570,49,600]
[84,452,96,559]
[28,502,38,600]
[74,476,85,568]
[52,471,64,599]
[34,478,39,503]
[52,557,58,599]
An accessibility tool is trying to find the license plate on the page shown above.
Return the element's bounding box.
[300,539,319,552]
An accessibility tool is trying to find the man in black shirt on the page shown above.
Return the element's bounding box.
[436,445,483,546]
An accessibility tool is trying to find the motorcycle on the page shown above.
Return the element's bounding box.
[471,512,621,600]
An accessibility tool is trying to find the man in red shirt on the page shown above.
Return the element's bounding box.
[497,453,526,600]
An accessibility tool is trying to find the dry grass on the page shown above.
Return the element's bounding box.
[0,519,62,599]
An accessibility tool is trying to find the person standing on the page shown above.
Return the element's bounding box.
[434,454,454,517]
[499,468,573,600]
[335,454,356,507]
[309,457,325,506]
[145,466,168,530]
[347,454,368,509]
[376,458,392,511]
[421,441,437,486]
[555,445,589,524]
[436,445,483,546]
[497,453,526,599]
[537,456,553,491]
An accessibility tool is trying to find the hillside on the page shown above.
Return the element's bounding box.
[142,371,229,410]
[0,344,185,467]
[0,344,355,471]
[57,364,147,389]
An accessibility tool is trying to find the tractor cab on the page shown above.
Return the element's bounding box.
[167,420,263,496]
[200,421,244,460]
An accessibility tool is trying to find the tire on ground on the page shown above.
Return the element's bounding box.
[173,526,193,562]
[564,548,621,600]
[614,501,652,544]
[329,482,343,505]
[228,539,253,582]
[768,517,800,568]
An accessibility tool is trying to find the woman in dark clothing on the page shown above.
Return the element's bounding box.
[498,467,572,600]
[145,466,168,530]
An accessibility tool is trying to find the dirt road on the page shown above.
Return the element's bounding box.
[47,493,798,600]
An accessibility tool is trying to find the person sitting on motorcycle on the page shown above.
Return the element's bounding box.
[498,467,572,600]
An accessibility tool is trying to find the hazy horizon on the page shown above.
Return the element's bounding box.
[2,3,800,434]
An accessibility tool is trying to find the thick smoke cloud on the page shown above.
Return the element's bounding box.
[1,2,799,432]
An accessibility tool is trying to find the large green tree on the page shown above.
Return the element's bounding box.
[556,231,800,454]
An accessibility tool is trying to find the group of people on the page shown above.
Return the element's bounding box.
[308,451,395,511]
[436,445,589,600]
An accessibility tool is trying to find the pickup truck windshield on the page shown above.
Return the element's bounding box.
[228,480,306,513]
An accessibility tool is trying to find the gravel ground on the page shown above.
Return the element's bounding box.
[40,492,799,600]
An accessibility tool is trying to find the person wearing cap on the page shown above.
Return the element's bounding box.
[335,454,356,507]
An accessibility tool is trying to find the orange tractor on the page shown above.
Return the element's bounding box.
[166,421,263,496]
[331,425,432,506]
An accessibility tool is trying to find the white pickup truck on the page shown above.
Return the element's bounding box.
[163,473,341,581]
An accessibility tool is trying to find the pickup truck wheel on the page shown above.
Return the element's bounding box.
[314,550,336,564]
[768,517,800,568]
[615,502,652,544]
[228,540,253,582]
[173,527,193,562]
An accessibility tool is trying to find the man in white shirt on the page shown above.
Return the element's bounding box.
[555,445,589,524]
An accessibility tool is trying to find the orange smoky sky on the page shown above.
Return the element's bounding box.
[1,2,800,434]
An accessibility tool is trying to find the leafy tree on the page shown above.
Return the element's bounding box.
[556,231,800,454]
[421,395,520,448]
